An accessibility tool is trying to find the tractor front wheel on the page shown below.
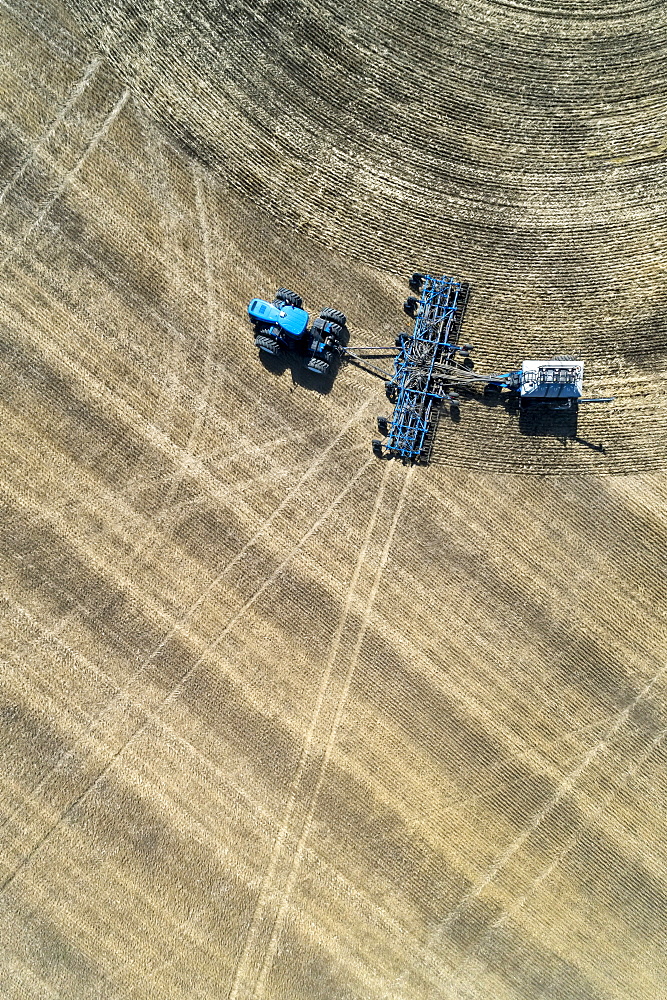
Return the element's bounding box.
[274,288,303,308]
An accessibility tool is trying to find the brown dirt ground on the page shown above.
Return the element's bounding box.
[0,2,665,999]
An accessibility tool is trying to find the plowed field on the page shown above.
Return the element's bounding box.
[0,2,665,999]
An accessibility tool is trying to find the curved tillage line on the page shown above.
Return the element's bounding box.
[226,459,393,1000]
[0,87,130,267]
[0,455,375,898]
[58,0,667,471]
[251,465,415,1000]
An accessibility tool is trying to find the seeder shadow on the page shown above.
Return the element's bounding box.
[459,388,580,440]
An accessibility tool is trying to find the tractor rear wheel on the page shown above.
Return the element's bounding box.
[319,307,346,327]
[325,322,344,341]
[274,288,303,308]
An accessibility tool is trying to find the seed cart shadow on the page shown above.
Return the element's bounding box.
[470,389,580,441]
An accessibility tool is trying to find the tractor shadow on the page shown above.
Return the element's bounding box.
[257,348,338,396]
[257,325,350,396]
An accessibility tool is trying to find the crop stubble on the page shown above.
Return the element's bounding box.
[0,1,665,999]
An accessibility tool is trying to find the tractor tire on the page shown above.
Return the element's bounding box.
[255,333,281,355]
[325,322,344,341]
[319,307,346,327]
[308,356,330,375]
[274,288,303,308]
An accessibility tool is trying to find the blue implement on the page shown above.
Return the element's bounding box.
[384,275,469,463]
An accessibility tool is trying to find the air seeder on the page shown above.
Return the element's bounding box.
[248,276,613,464]
[365,274,614,463]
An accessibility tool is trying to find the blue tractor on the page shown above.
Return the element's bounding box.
[247,288,347,375]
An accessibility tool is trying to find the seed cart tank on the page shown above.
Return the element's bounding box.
[519,357,584,409]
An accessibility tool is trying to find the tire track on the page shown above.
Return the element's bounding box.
[0,375,373,802]
[228,464,414,1000]
[0,586,449,1000]
[226,459,393,1000]
[253,464,415,998]
[0,588,271,822]
[0,55,102,209]
[0,455,374,896]
[437,721,667,1000]
[384,658,667,999]
[130,107,188,450]
[1,86,130,267]
[163,165,216,488]
[115,159,221,575]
